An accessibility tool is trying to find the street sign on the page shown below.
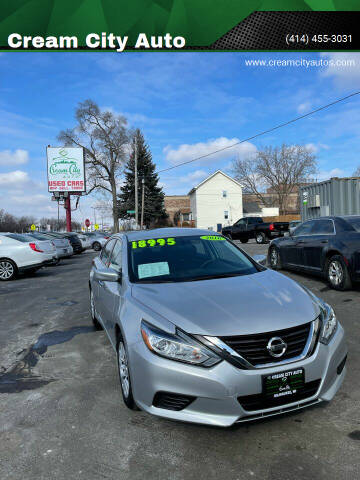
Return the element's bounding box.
[85,218,90,228]
[94,223,99,230]
[30,224,36,231]
[127,210,135,214]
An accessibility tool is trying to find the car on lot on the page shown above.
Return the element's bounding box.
[46,232,83,254]
[75,233,92,251]
[268,216,360,291]
[289,220,302,235]
[84,232,109,251]
[222,216,289,244]
[23,233,59,264]
[89,228,347,426]
[0,232,57,280]
[34,232,73,258]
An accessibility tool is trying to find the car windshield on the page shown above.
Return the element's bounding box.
[27,233,51,240]
[344,217,360,232]
[128,234,260,283]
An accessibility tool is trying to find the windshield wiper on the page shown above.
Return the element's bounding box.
[182,272,244,282]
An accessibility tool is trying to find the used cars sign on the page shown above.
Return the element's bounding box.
[47,147,85,192]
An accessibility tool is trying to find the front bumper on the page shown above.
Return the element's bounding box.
[129,324,347,427]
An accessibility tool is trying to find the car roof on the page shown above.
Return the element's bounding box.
[124,228,218,240]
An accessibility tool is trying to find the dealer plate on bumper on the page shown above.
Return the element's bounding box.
[263,368,304,400]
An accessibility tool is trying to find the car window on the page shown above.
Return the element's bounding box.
[128,235,260,283]
[293,221,314,236]
[343,217,360,232]
[311,219,334,235]
[235,219,246,226]
[108,240,122,272]
[100,239,116,265]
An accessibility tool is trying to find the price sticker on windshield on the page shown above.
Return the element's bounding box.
[132,238,176,249]
[200,235,225,241]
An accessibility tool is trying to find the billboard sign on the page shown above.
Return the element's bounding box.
[47,147,85,192]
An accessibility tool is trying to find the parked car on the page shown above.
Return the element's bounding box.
[89,228,346,426]
[222,216,289,244]
[268,216,360,291]
[84,232,109,251]
[23,233,59,264]
[289,220,302,235]
[47,232,83,254]
[31,232,73,259]
[75,233,91,251]
[0,232,56,280]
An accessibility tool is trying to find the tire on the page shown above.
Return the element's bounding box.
[116,335,139,410]
[90,288,103,330]
[256,232,266,244]
[93,241,101,252]
[240,238,248,244]
[269,246,282,270]
[0,259,17,281]
[326,255,352,291]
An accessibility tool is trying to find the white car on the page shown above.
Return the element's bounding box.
[76,233,92,250]
[31,232,73,259]
[84,232,109,251]
[0,232,57,281]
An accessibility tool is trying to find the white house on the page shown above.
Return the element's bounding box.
[188,170,243,230]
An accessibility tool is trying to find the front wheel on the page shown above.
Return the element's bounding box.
[0,259,17,281]
[326,255,352,291]
[117,337,138,410]
[269,246,282,270]
[256,232,266,244]
[93,241,101,251]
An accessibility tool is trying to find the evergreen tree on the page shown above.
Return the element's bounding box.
[118,130,168,227]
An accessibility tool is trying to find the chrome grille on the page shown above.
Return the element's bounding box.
[219,322,312,367]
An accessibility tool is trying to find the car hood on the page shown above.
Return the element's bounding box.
[131,270,320,336]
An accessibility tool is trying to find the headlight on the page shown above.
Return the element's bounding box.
[300,285,338,345]
[320,304,338,345]
[141,320,221,367]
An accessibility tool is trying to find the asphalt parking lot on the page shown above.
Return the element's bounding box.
[1,243,359,480]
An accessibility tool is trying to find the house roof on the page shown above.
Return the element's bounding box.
[188,170,242,195]
[243,201,261,213]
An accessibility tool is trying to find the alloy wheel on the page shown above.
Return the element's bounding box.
[328,260,343,286]
[270,248,278,267]
[118,342,130,399]
[0,261,14,280]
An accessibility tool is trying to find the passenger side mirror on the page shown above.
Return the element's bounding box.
[252,254,266,266]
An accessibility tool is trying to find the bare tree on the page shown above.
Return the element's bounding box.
[58,99,130,232]
[353,166,360,176]
[232,144,317,215]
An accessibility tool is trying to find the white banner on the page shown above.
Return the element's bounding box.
[47,147,85,192]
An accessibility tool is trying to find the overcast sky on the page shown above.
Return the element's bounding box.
[0,52,359,225]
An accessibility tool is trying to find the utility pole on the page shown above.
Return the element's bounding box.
[134,138,139,227]
[65,194,72,232]
[140,178,145,229]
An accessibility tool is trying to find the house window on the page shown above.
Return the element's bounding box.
[222,190,227,198]
[224,211,229,220]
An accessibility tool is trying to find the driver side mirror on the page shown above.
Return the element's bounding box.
[94,266,121,283]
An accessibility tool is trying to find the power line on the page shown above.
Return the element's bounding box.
[157,91,360,174]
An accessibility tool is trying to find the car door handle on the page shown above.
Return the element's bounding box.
[321,240,328,244]
[297,240,305,244]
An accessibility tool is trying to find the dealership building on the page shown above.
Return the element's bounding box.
[300,177,360,221]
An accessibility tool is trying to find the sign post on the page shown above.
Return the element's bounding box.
[47,146,86,232]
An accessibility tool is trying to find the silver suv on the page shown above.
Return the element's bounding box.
[89,228,347,426]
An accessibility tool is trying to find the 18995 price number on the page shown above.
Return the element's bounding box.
[286,34,352,45]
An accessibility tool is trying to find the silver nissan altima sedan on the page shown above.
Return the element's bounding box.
[89,228,347,427]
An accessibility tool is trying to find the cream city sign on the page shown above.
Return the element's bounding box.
[47,147,85,192]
